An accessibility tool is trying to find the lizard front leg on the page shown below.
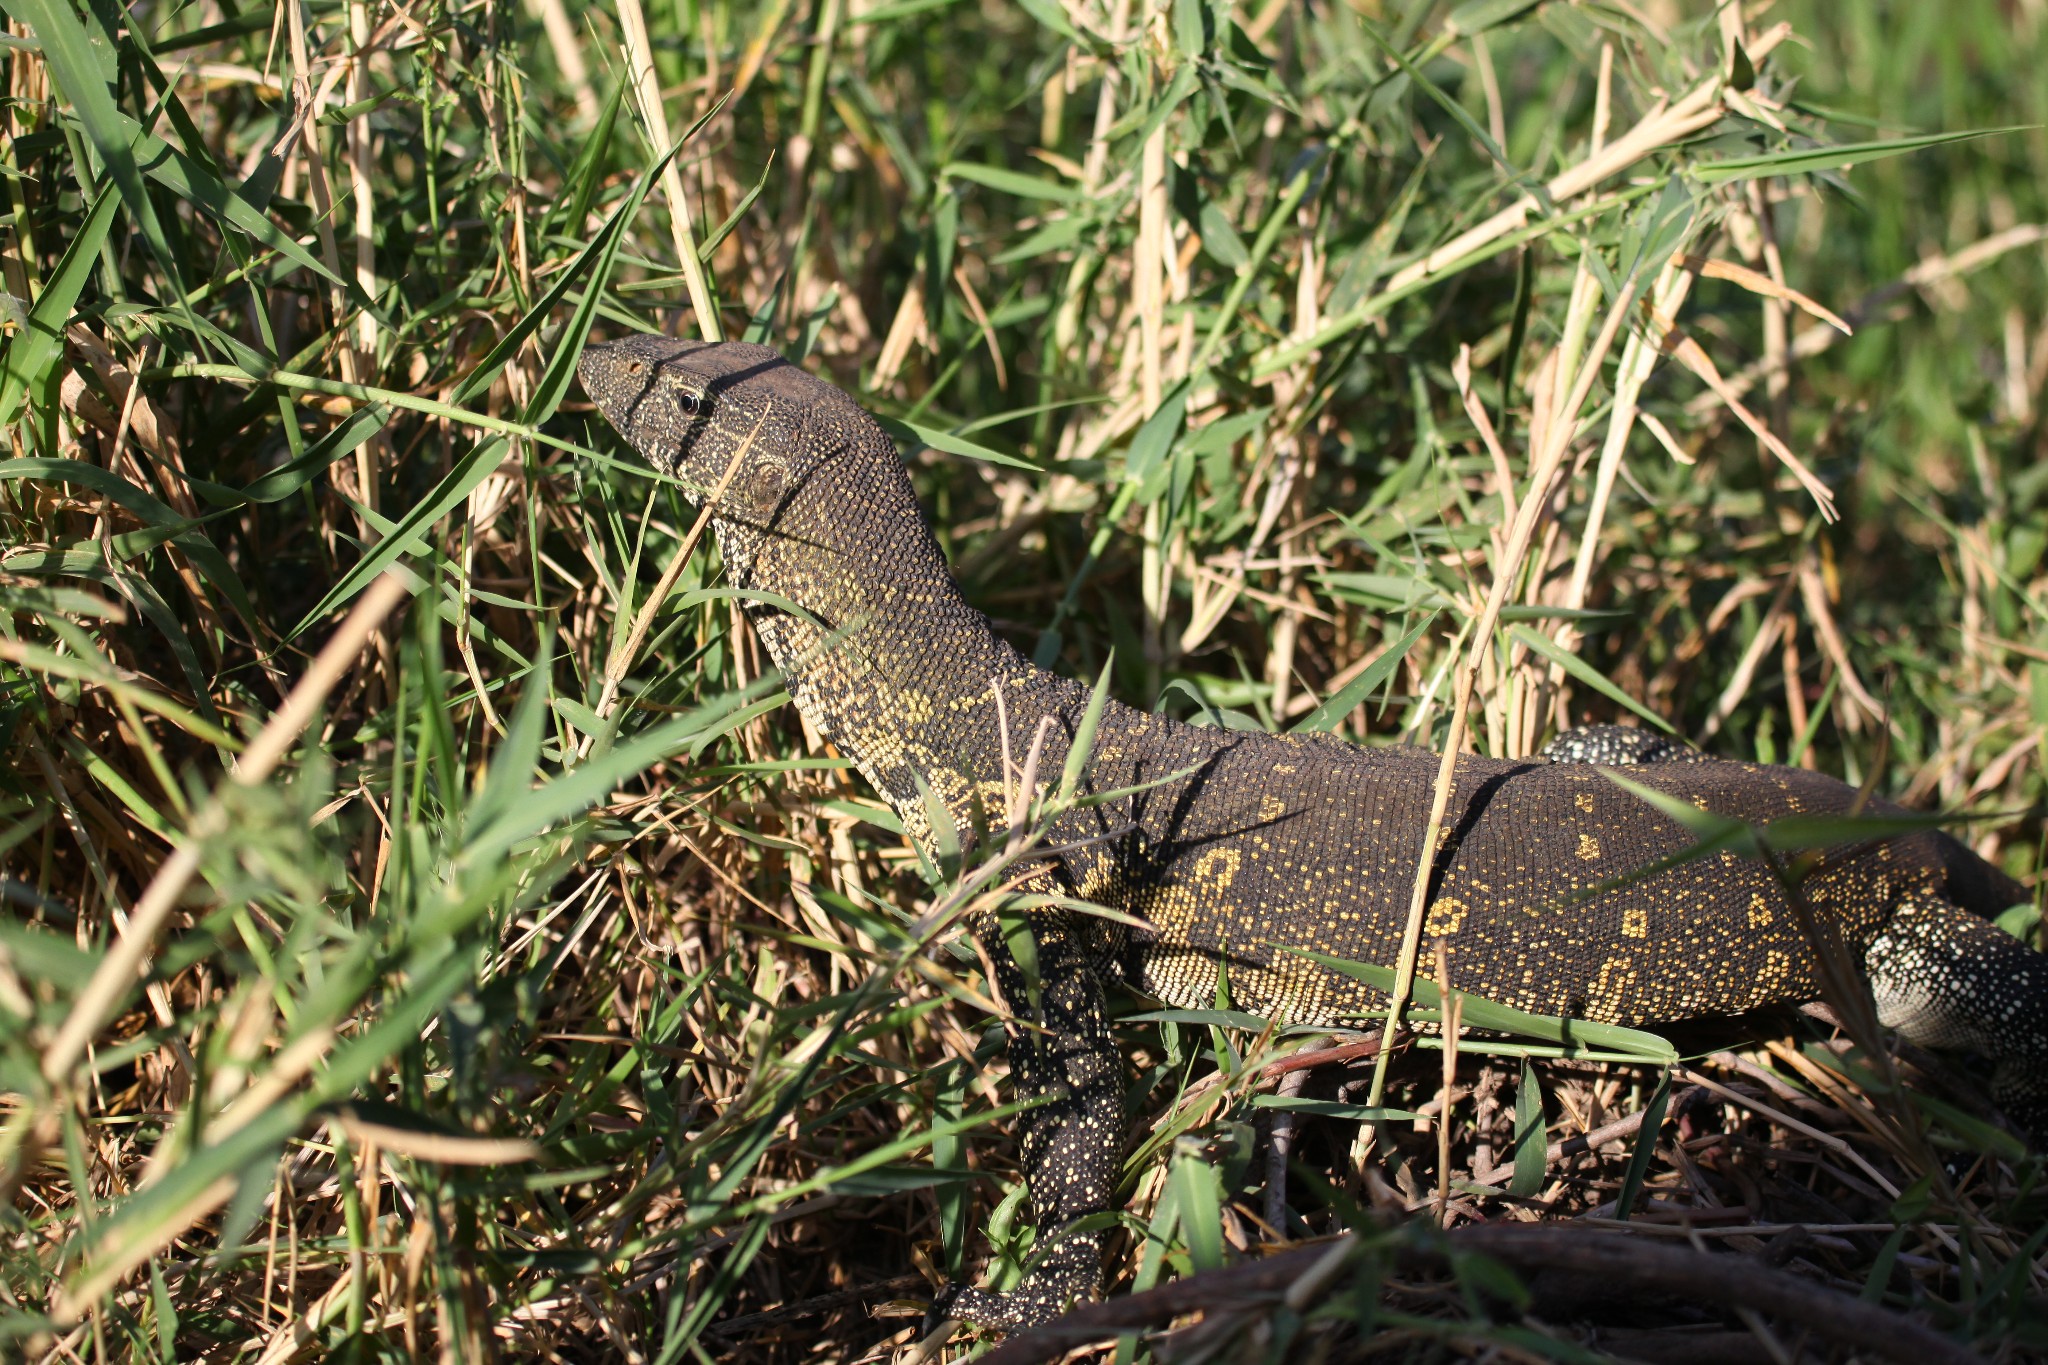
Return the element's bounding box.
[937,902,1123,1331]
[1541,723,1704,766]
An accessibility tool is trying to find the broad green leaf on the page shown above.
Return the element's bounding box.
[1124,378,1192,490]
[1196,199,1249,269]
[818,798,905,835]
[1316,571,1454,611]
[877,415,1041,471]
[941,161,1086,203]
[1013,0,1084,44]
[999,907,1041,1015]
[1167,1140,1225,1271]
[993,213,1090,265]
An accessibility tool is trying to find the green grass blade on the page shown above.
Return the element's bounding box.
[1508,625,1675,734]
[4,0,187,296]
[1292,611,1438,733]
[1612,1070,1671,1222]
[1694,125,2036,184]
[1509,1056,1545,1198]
[0,186,117,426]
[941,160,1087,202]
[1285,946,1678,1063]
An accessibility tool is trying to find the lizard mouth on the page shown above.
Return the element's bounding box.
[577,338,704,488]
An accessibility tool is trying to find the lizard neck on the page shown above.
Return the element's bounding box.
[715,406,1090,848]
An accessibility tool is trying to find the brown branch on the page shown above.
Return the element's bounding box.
[1170,1032,1405,1114]
[978,1225,1984,1365]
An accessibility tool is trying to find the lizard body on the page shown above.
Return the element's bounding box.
[578,337,2046,1329]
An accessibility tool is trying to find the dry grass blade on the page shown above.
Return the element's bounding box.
[1651,304,1840,521]
[1675,252,1853,336]
[1367,251,1652,1111]
[618,0,721,342]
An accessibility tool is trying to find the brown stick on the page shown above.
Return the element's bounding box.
[977,1225,1984,1365]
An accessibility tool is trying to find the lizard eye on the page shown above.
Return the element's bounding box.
[678,391,704,416]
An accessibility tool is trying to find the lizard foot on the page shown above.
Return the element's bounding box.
[923,1236,1103,1334]
[1867,894,2048,1141]
[1541,723,1703,766]
[925,1282,1085,1335]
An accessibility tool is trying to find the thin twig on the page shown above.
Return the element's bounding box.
[1366,251,1655,1112]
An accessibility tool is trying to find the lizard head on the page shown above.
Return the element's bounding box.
[578,335,946,605]
[577,336,841,516]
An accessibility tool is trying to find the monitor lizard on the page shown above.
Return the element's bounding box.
[577,336,2047,1331]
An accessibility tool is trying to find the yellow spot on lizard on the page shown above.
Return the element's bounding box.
[1424,897,1468,937]
[1193,847,1241,892]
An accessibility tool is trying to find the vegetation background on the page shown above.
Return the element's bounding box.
[2,0,2045,1359]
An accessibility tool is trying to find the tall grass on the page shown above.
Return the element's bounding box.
[2,0,2045,1359]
